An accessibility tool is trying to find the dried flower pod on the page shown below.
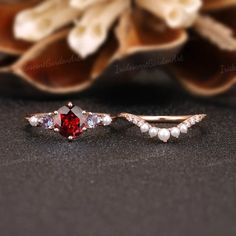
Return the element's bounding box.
[0,0,236,96]
[14,0,81,42]
[0,9,188,94]
[0,0,40,55]
[0,30,118,93]
[169,8,236,96]
[70,0,107,10]
[194,15,236,51]
[68,0,130,58]
[136,0,202,28]
[114,9,188,59]
[203,0,236,10]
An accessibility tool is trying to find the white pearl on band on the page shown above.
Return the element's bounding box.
[149,127,158,138]
[29,116,38,127]
[140,123,149,133]
[158,128,170,143]
[170,127,180,138]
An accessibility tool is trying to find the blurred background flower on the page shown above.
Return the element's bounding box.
[0,0,236,96]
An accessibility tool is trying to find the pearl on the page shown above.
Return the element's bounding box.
[102,115,112,126]
[140,123,149,133]
[179,124,188,133]
[158,128,170,142]
[149,127,158,138]
[29,116,38,127]
[170,127,180,138]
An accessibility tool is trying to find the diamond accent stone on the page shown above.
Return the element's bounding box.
[102,115,112,126]
[41,116,54,129]
[86,114,101,128]
[29,116,38,127]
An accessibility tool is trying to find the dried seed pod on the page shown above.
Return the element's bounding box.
[169,8,236,96]
[1,0,236,96]
[203,0,236,10]
[70,0,107,10]
[68,0,130,58]
[114,9,188,59]
[14,0,81,42]
[136,0,202,28]
[0,9,188,94]
[0,29,118,94]
[194,15,236,51]
[0,0,40,55]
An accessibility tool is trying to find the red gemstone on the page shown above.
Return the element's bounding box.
[54,105,86,139]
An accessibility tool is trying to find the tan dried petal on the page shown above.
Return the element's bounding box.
[136,0,201,28]
[0,0,40,55]
[68,0,129,58]
[203,0,236,10]
[70,0,107,10]
[0,29,118,94]
[14,0,81,42]
[114,9,188,59]
[169,8,236,96]
[194,15,236,51]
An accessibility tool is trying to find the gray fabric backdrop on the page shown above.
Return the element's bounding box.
[0,76,235,236]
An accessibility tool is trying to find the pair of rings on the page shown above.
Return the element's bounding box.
[26,102,206,143]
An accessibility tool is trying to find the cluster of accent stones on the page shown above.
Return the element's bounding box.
[28,113,54,129]
[86,113,112,128]
[28,103,112,140]
[124,113,206,143]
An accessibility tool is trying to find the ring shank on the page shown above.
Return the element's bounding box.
[139,115,192,123]
[117,113,205,123]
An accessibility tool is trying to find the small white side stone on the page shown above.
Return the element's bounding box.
[140,123,149,133]
[190,117,196,125]
[102,115,112,126]
[29,116,38,127]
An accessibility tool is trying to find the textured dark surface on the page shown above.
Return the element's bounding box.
[0,78,236,236]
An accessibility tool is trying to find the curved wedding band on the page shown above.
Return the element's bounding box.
[26,102,206,142]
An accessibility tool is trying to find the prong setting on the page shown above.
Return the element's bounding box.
[67,102,73,108]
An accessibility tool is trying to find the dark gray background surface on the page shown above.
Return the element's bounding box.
[0,78,236,236]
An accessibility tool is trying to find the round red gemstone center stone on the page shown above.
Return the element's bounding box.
[54,105,86,139]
